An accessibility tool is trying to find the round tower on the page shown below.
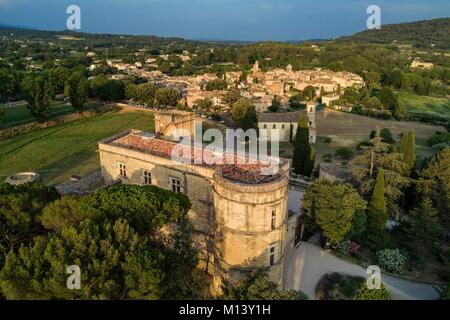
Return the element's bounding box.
[211,167,289,292]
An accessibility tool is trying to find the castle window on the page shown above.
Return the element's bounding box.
[263,124,267,129]
[118,163,127,178]
[269,245,276,266]
[309,121,312,126]
[281,124,285,129]
[143,171,152,185]
[272,124,277,129]
[171,178,182,193]
[271,210,277,230]
[310,107,313,112]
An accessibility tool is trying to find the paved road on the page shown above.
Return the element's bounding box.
[283,241,440,300]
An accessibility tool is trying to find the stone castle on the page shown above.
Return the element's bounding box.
[98,111,297,294]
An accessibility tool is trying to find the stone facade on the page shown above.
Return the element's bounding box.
[98,111,292,294]
[257,103,317,143]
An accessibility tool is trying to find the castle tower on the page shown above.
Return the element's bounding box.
[306,102,317,143]
[212,166,290,293]
[154,110,196,142]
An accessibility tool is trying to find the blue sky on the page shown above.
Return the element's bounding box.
[0,0,449,41]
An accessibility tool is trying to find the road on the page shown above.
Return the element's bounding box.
[283,241,440,300]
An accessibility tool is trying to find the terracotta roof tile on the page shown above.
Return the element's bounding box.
[107,133,282,184]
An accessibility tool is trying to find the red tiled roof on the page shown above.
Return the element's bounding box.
[107,133,282,184]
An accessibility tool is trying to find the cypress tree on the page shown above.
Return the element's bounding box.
[367,169,387,237]
[292,111,313,176]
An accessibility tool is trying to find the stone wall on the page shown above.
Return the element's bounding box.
[99,138,291,295]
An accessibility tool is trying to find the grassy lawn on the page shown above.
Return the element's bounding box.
[3,101,100,128]
[0,110,154,186]
[399,91,450,120]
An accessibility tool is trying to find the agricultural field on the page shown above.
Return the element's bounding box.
[399,91,450,121]
[2,101,100,128]
[0,109,154,186]
[279,109,447,163]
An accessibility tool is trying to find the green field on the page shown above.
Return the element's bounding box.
[399,91,450,120]
[0,110,154,186]
[3,101,99,127]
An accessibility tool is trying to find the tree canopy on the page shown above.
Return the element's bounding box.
[0,184,206,300]
[302,180,367,243]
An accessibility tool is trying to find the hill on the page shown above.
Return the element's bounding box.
[338,18,450,49]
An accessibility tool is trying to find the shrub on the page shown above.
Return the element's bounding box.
[427,132,450,147]
[357,140,373,150]
[335,147,354,159]
[348,242,361,255]
[336,240,351,255]
[355,282,391,300]
[335,240,360,256]
[376,248,407,274]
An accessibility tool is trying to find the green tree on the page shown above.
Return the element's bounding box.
[0,182,59,261]
[231,98,257,131]
[302,181,367,243]
[155,88,180,108]
[0,68,15,103]
[354,282,391,300]
[194,98,214,113]
[302,86,316,101]
[66,71,88,113]
[205,79,228,91]
[89,76,124,101]
[400,130,416,174]
[223,269,308,300]
[348,210,368,240]
[125,82,156,106]
[268,97,281,112]
[370,128,395,144]
[379,87,406,119]
[292,112,314,176]
[0,108,5,128]
[0,185,205,300]
[367,169,387,239]
[417,148,450,237]
[21,75,53,122]
[409,199,440,246]
[350,127,411,218]
[46,67,70,95]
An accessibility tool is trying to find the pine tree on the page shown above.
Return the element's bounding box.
[367,169,387,238]
[400,130,416,174]
[409,198,440,245]
[292,112,314,176]
[350,127,411,218]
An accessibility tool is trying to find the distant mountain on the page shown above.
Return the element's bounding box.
[338,18,450,49]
